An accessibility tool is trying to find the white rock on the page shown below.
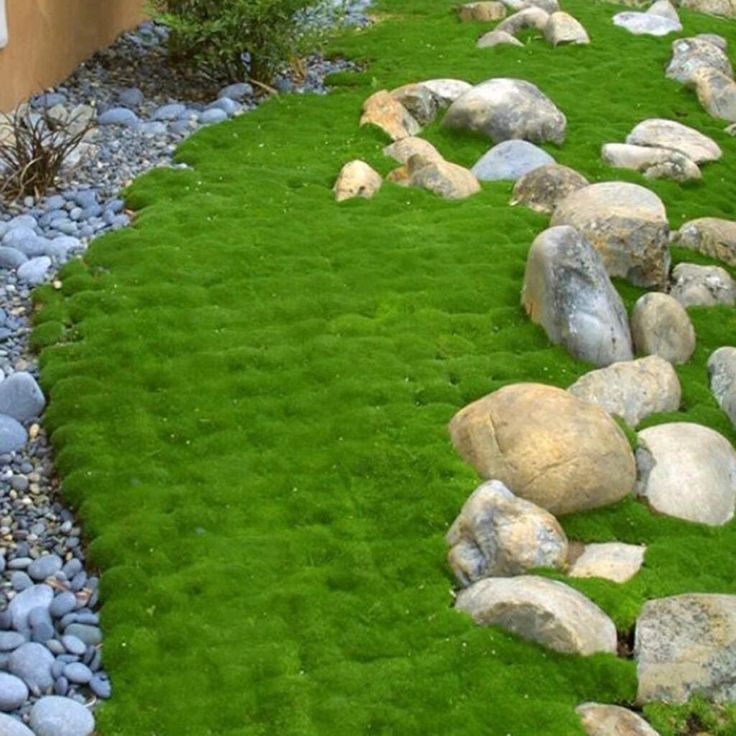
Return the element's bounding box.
[601,143,700,181]
[613,12,682,36]
[670,262,736,307]
[626,118,721,164]
[708,346,736,428]
[569,543,646,583]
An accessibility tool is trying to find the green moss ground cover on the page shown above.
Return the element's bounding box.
[32,1,736,733]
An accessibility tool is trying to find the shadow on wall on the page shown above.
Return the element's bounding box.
[0,0,146,112]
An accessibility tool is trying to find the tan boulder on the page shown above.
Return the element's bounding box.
[510,163,589,214]
[408,156,480,199]
[630,292,696,364]
[680,0,736,16]
[550,182,670,288]
[447,480,567,585]
[477,30,524,48]
[455,575,618,655]
[383,137,443,165]
[457,1,507,21]
[333,160,382,202]
[544,12,590,45]
[601,143,701,182]
[569,543,646,583]
[568,356,681,427]
[636,422,736,525]
[692,67,736,122]
[674,217,736,266]
[670,262,736,307]
[577,703,661,736]
[626,118,721,164]
[390,84,439,126]
[360,90,421,141]
[496,6,550,33]
[449,383,636,515]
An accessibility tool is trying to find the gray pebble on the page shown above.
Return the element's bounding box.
[49,592,76,619]
[10,572,32,592]
[0,415,27,454]
[152,103,186,121]
[0,633,26,652]
[61,635,86,656]
[30,695,95,736]
[0,672,28,711]
[0,248,28,270]
[63,662,92,684]
[27,554,61,582]
[63,624,101,647]
[8,642,54,690]
[53,676,68,696]
[89,673,111,698]
[98,107,140,127]
[0,712,34,735]
[17,257,52,285]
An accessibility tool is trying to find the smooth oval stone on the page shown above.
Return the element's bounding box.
[30,696,95,736]
[8,642,54,690]
[9,572,31,592]
[63,662,92,684]
[17,257,52,286]
[61,560,82,579]
[53,676,68,696]
[8,585,53,630]
[46,640,64,656]
[0,632,25,652]
[0,672,29,711]
[0,713,34,736]
[0,416,27,455]
[61,635,86,656]
[0,248,28,269]
[30,621,55,644]
[49,593,76,620]
[27,555,61,582]
[89,674,111,699]
[28,608,51,629]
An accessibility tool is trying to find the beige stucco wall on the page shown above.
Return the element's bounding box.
[0,0,147,112]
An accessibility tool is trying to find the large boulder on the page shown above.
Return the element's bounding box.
[569,543,646,583]
[636,422,736,525]
[544,12,590,45]
[666,37,733,85]
[601,143,701,182]
[496,6,551,33]
[550,182,670,288]
[630,292,696,364]
[471,140,554,181]
[521,226,634,366]
[449,383,637,515]
[636,594,736,703]
[383,137,443,165]
[613,11,681,36]
[577,703,661,736]
[568,356,681,427]
[708,346,736,428]
[477,30,524,48]
[455,576,618,655]
[408,156,481,199]
[442,78,567,145]
[626,119,721,164]
[457,1,507,21]
[692,67,736,122]
[333,161,382,202]
[447,480,568,585]
[669,262,736,307]
[674,217,736,265]
[510,163,589,214]
[360,90,421,141]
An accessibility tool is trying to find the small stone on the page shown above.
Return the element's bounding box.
[447,480,567,585]
[455,575,618,655]
[117,87,144,107]
[0,373,46,423]
[360,90,421,141]
[544,12,590,45]
[670,263,736,307]
[30,696,95,736]
[97,107,140,127]
[10,572,32,592]
[206,97,241,116]
[218,82,254,101]
[569,543,646,583]
[510,163,589,214]
[420,79,473,107]
[471,140,554,181]
[89,674,111,699]
[333,161,382,202]
[63,624,101,646]
[61,635,86,656]
[0,672,29,711]
[630,292,696,364]
[0,633,26,652]
[17,257,52,285]
[8,642,54,690]
[636,422,736,525]
[49,593,77,620]
[613,11,681,35]
[199,108,228,125]
[0,713,34,736]
[577,703,661,736]
[152,103,187,121]
[708,346,736,428]
[476,30,524,48]
[0,248,28,269]
[694,68,736,122]
[648,0,680,20]
[63,662,92,684]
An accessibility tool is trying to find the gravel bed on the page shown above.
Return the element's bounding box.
[0,1,369,732]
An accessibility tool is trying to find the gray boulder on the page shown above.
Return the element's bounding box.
[568,355,681,426]
[636,422,736,525]
[477,30,523,48]
[670,262,736,307]
[601,143,701,181]
[472,140,554,181]
[708,346,736,428]
[630,292,696,364]
[0,372,45,422]
[511,163,589,214]
[447,480,567,585]
[455,575,618,655]
[636,594,736,703]
[550,182,670,288]
[521,225,633,366]
[420,79,473,107]
[390,84,440,126]
[666,37,733,85]
[544,11,590,45]
[442,78,567,145]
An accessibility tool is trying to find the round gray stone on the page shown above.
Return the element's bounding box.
[0,713,34,736]
[27,554,61,582]
[9,642,54,690]
[30,696,95,736]
[0,672,28,711]
[471,140,555,181]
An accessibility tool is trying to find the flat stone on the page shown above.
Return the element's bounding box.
[408,158,481,199]
[390,84,439,126]
[442,78,566,145]
[476,30,524,48]
[630,292,696,364]
[9,642,54,690]
[455,575,618,655]
[636,422,736,525]
[0,373,45,422]
[550,181,670,288]
[420,79,473,107]
[708,346,736,428]
[544,12,590,45]
[333,161,382,202]
[472,140,554,181]
[447,480,567,585]
[8,584,53,630]
[670,262,736,307]
[0,416,27,454]
[626,119,721,164]
[383,137,443,165]
[601,143,700,181]
[613,12,681,35]
[692,67,736,122]
[666,38,733,86]
[449,383,636,515]
[496,6,550,33]
[568,355,681,426]
[0,714,33,736]
[577,703,661,736]
[360,90,421,141]
[458,1,507,21]
[199,108,228,125]
[511,163,589,214]
[30,696,95,736]
[569,543,646,583]
[0,672,28,711]
[674,217,736,265]
[636,594,736,703]
[522,225,633,366]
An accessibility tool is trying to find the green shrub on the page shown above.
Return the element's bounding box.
[151,0,345,84]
